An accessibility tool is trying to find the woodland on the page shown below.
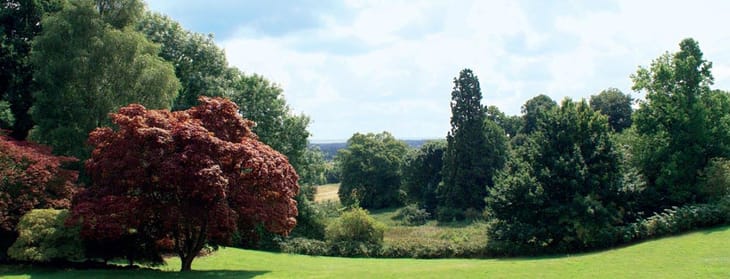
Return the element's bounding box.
[1,0,729,273]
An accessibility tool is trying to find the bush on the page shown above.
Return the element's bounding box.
[618,201,730,242]
[279,237,330,256]
[325,207,385,257]
[436,206,464,222]
[7,209,84,262]
[392,204,431,226]
[379,239,486,259]
[326,207,385,244]
[700,158,730,202]
[290,193,326,240]
[486,201,730,256]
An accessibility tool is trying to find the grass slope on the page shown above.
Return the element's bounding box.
[1,226,728,278]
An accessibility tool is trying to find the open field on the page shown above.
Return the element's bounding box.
[314,183,340,202]
[2,226,728,278]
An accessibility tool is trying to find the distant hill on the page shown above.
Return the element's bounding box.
[311,139,441,161]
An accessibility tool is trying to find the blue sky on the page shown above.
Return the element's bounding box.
[145,0,730,141]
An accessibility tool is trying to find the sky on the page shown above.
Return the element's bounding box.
[145,0,730,141]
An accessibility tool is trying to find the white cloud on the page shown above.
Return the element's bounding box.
[213,0,730,140]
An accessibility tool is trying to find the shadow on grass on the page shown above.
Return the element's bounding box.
[701,224,729,234]
[0,265,269,279]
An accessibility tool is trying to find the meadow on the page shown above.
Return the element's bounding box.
[1,226,728,278]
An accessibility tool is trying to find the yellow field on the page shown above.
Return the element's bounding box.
[314,183,340,202]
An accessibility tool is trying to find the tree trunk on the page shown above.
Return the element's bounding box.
[180,254,194,272]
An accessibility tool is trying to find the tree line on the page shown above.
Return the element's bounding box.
[335,38,730,253]
[0,0,321,271]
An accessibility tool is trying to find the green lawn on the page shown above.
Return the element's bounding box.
[1,226,728,278]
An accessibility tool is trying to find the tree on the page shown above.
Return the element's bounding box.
[297,146,328,187]
[136,12,230,111]
[486,105,522,138]
[521,94,556,134]
[589,88,633,132]
[70,97,300,271]
[0,134,77,260]
[487,99,623,254]
[29,0,179,158]
[440,69,506,218]
[631,38,715,208]
[402,140,446,214]
[227,72,311,177]
[336,132,409,209]
[0,0,65,139]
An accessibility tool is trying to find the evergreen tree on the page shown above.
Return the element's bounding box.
[439,69,506,219]
[0,0,65,139]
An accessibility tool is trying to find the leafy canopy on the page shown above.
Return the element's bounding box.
[70,97,299,271]
[29,0,179,158]
[337,132,409,209]
[631,38,716,208]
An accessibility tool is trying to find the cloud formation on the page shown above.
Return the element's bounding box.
[146,0,730,140]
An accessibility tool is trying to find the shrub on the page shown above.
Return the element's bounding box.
[436,206,464,222]
[700,158,730,202]
[7,209,84,262]
[326,207,385,243]
[379,239,486,259]
[392,204,431,226]
[290,193,327,240]
[325,207,385,257]
[279,237,330,256]
[618,202,730,242]
[316,200,344,219]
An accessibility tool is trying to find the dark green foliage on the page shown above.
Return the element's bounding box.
[486,105,522,138]
[699,158,730,202]
[336,132,409,209]
[0,0,65,139]
[402,140,445,214]
[631,38,717,208]
[589,88,633,132]
[702,90,730,159]
[379,240,486,259]
[617,201,730,244]
[440,69,507,218]
[279,237,330,256]
[487,99,624,254]
[520,94,556,134]
[392,204,431,226]
[7,209,83,262]
[29,0,179,158]
[290,193,327,240]
[325,207,385,257]
[0,101,13,129]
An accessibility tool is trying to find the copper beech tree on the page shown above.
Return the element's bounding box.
[70,97,299,271]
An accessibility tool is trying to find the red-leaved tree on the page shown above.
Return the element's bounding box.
[70,97,299,271]
[0,133,78,258]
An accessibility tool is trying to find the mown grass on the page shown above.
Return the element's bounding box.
[3,226,728,278]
